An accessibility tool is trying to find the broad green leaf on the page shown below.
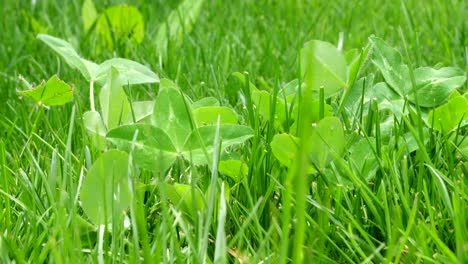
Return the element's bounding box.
[192,97,220,109]
[107,124,178,172]
[37,34,97,81]
[251,90,291,130]
[18,75,73,106]
[99,67,131,130]
[152,79,193,151]
[369,36,410,96]
[300,40,347,98]
[348,137,378,181]
[409,67,466,107]
[163,183,205,219]
[95,5,144,51]
[183,125,254,166]
[310,117,346,170]
[193,106,238,126]
[83,111,106,137]
[428,95,468,132]
[82,0,98,32]
[271,134,300,169]
[218,160,248,182]
[372,82,401,103]
[95,58,159,85]
[251,90,272,120]
[80,150,131,224]
[371,82,407,118]
[271,134,316,173]
[83,111,107,151]
[125,101,154,123]
[155,0,204,57]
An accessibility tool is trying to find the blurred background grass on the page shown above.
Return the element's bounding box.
[1,0,466,107]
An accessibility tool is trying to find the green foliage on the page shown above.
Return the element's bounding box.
[99,67,130,130]
[94,58,159,85]
[271,117,346,174]
[193,106,238,126]
[428,93,468,132]
[370,36,466,107]
[309,117,346,171]
[155,0,205,58]
[37,34,97,81]
[18,75,73,106]
[218,160,248,182]
[163,183,205,217]
[81,0,98,33]
[411,67,466,107]
[95,5,145,51]
[80,150,131,224]
[3,1,468,263]
[300,40,347,98]
[106,79,253,171]
[271,133,306,170]
[152,79,193,151]
[107,124,178,172]
[38,34,159,84]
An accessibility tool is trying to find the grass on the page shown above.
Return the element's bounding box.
[0,0,467,263]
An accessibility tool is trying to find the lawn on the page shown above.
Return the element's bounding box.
[0,0,467,263]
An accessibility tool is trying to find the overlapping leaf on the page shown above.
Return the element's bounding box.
[300,40,347,98]
[80,150,131,224]
[99,67,131,130]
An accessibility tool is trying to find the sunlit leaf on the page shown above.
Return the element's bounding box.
[95,4,144,51]
[163,183,205,219]
[18,75,73,106]
[410,67,466,107]
[107,124,178,172]
[83,111,107,137]
[95,58,159,85]
[126,101,154,123]
[369,36,410,97]
[193,106,238,126]
[271,133,301,169]
[152,79,193,151]
[81,0,98,32]
[271,133,316,173]
[310,117,346,170]
[183,125,254,166]
[218,160,248,182]
[192,97,220,109]
[83,110,107,151]
[155,0,205,57]
[428,95,468,132]
[37,34,97,81]
[99,67,131,130]
[300,40,347,98]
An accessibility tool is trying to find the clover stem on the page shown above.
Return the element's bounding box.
[90,80,95,112]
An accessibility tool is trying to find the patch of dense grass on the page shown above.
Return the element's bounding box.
[0,0,467,263]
